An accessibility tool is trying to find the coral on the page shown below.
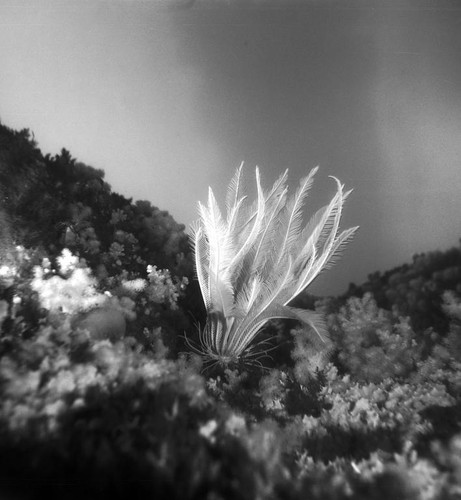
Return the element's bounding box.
[31,249,108,315]
[330,293,420,383]
[290,323,334,385]
[442,291,461,359]
[146,265,189,311]
[344,242,461,335]
[296,362,455,464]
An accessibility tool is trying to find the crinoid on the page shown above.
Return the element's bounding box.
[188,163,358,369]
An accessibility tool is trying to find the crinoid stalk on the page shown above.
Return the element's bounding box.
[188,163,358,368]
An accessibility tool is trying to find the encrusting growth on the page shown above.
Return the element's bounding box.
[188,163,358,369]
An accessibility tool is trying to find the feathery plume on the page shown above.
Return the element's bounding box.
[188,164,358,368]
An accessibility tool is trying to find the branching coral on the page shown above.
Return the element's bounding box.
[31,249,108,315]
[330,293,420,383]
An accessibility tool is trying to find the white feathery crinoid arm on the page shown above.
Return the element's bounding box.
[199,188,235,318]
[189,164,358,366]
[285,176,359,302]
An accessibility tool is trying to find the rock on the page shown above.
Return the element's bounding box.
[72,308,126,342]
